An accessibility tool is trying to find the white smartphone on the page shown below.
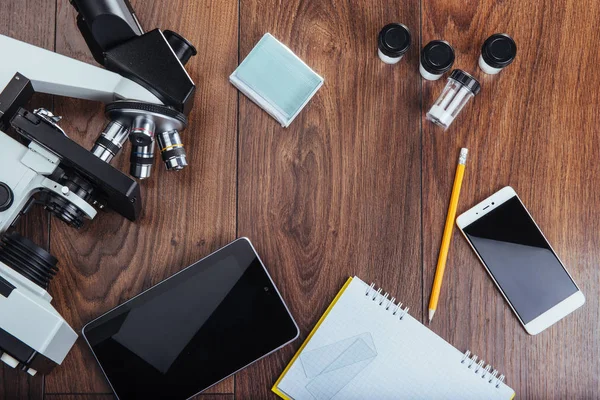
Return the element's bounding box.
[456,186,585,335]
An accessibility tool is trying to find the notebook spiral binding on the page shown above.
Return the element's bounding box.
[364,283,410,320]
[461,350,506,389]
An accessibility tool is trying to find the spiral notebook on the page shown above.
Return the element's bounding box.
[273,277,515,400]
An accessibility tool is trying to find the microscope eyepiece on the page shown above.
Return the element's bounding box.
[71,0,143,65]
[163,30,197,66]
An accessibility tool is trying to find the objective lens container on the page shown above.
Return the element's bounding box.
[479,33,517,75]
[378,23,411,64]
[420,40,455,81]
[426,69,480,130]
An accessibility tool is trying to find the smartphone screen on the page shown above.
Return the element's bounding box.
[462,196,578,324]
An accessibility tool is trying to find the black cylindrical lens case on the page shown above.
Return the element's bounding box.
[378,23,411,64]
[479,33,517,74]
[420,40,455,80]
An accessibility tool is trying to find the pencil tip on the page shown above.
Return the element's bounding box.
[428,309,435,323]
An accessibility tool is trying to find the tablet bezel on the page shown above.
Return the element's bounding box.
[82,237,299,400]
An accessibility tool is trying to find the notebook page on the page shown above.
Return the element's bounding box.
[276,277,515,400]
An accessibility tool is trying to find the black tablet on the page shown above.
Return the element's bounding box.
[82,238,298,400]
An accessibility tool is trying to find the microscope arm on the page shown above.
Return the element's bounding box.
[0,34,161,104]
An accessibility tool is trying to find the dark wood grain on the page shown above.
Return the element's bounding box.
[43,0,238,395]
[422,0,600,399]
[235,1,422,398]
[3,0,600,399]
[0,0,55,399]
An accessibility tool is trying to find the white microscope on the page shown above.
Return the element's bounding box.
[0,0,197,376]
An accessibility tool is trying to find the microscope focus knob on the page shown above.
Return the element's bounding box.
[0,182,13,212]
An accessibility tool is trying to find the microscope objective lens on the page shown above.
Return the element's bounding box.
[130,144,155,180]
[91,121,129,163]
[130,116,156,146]
[157,130,187,171]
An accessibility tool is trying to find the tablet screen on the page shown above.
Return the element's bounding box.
[83,238,298,400]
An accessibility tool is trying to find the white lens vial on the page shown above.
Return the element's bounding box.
[378,23,411,64]
[479,33,517,75]
[420,40,455,80]
[426,69,481,130]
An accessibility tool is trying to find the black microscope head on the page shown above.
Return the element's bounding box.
[70,0,197,114]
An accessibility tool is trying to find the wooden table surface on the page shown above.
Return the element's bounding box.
[1,0,599,399]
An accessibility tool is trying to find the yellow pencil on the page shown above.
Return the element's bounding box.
[428,148,468,323]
